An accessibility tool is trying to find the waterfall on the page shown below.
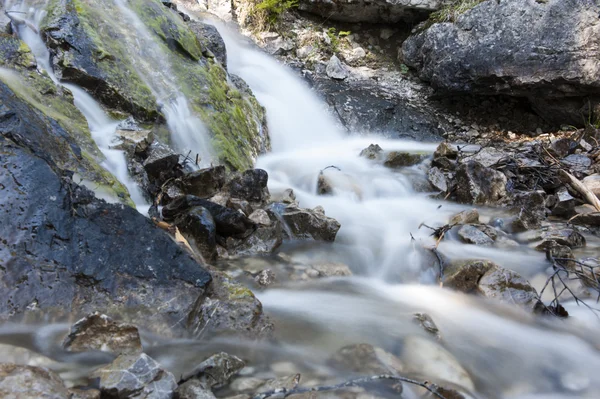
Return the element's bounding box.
[7,0,149,211]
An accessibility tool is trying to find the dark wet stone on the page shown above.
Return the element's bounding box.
[162,195,256,237]
[384,152,427,168]
[225,169,270,204]
[457,225,494,246]
[175,206,218,261]
[188,21,227,66]
[280,205,341,242]
[181,166,227,199]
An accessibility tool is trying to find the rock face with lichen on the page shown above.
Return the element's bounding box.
[40,0,269,170]
[403,0,600,126]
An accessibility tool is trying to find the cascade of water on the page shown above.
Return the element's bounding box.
[111,0,215,166]
[6,0,148,211]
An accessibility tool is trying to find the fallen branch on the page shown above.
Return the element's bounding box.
[252,374,447,399]
[559,170,600,212]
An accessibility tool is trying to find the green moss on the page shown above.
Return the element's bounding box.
[42,0,158,120]
[222,281,255,301]
[428,0,486,24]
[0,39,132,205]
[129,0,204,61]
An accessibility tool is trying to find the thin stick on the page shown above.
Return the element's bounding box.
[252,374,447,399]
[559,170,600,212]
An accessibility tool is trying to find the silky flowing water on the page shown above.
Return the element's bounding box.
[2,2,600,398]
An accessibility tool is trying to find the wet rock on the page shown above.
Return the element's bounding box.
[383,152,427,168]
[226,218,283,257]
[225,169,270,204]
[550,138,578,158]
[478,267,539,309]
[326,55,348,80]
[467,147,506,168]
[188,21,227,66]
[187,271,273,339]
[0,364,70,398]
[227,198,253,216]
[308,262,353,278]
[254,269,276,287]
[256,374,301,393]
[181,166,227,199]
[551,187,581,218]
[457,225,494,246]
[454,161,507,205]
[328,343,404,375]
[428,167,448,192]
[297,0,439,23]
[249,209,272,226]
[177,379,217,399]
[544,242,575,268]
[162,195,256,237]
[181,352,245,388]
[230,377,265,393]
[571,205,600,226]
[434,143,458,160]
[63,312,142,355]
[432,156,457,171]
[281,205,341,242]
[401,336,474,392]
[413,313,441,340]
[532,228,586,250]
[272,189,297,205]
[175,206,217,261]
[0,125,211,332]
[317,172,334,196]
[93,353,177,398]
[359,144,383,160]
[449,209,479,225]
[445,260,539,309]
[143,141,181,182]
[443,260,495,293]
[583,174,600,199]
[402,0,600,126]
[561,154,592,173]
[509,191,547,232]
[262,35,295,56]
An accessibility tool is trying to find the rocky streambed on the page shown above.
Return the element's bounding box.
[1,0,600,398]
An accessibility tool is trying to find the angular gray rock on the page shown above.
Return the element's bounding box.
[181,166,227,199]
[326,55,348,80]
[359,144,383,160]
[384,151,427,168]
[0,364,70,399]
[403,0,600,126]
[281,205,341,242]
[187,271,273,339]
[428,166,448,192]
[92,353,177,399]
[181,352,245,388]
[457,225,494,246]
[453,161,507,205]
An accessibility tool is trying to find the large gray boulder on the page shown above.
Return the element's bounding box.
[297,0,445,23]
[403,0,600,126]
[0,364,70,399]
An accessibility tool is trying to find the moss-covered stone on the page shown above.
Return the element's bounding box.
[41,0,269,171]
[0,35,131,204]
[41,0,158,120]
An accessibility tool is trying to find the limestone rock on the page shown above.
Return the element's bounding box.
[326,55,348,80]
[428,167,448,192]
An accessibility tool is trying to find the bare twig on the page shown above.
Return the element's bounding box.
[559,170,600,212]
[252,374,448,399]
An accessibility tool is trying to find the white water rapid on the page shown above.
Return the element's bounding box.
[6,0,149,211]
[208,21,600,398]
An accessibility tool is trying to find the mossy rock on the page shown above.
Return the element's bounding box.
[41,0,158,121]
[41,0,269,171]
[0,36,131,204]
